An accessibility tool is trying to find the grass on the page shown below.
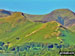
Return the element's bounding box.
[0,12,75,56]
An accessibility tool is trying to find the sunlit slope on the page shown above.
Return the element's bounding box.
[0,12,43,47]
[0,12,33,31]
[0,21,62,47]
[0,11,75,48]
[22,21,61,43]
[0,12,33,41]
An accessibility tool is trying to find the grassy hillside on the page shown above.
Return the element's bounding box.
[0,9,75,56]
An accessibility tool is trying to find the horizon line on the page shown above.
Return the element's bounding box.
[0,8,74,15]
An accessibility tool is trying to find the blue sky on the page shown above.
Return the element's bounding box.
[0,0,75,15]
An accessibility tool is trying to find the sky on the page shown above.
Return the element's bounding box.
[0,0,75,15]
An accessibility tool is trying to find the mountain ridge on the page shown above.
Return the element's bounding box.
[0,9,75,30]
[0,9,75,56]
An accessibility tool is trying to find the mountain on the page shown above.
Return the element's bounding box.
[45,9,75,26]
[0,9,75,28]
[0,9,75,45]
[26,9,75,27]
[0,9,75,56]
[0,9,12,17]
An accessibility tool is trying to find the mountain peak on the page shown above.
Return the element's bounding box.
[53,9,71,11]
[49,9,75,15]
[0,9,12,17]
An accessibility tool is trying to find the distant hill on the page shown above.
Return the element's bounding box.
[0,9,12,17]
[0,9,75,30]
[26,9,75,31]
[45,9,75,26]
